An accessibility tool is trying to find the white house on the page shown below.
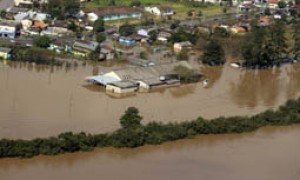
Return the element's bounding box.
[145,6,174,16]
[174,41,193,53]
[0,20,20,38]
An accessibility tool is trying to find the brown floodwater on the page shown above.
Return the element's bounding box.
[1,61,300,139]
[0,125,299,180]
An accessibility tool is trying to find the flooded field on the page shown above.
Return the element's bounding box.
[1,61,300,139]
[0,125,300,180]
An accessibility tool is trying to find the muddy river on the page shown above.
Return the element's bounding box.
[0,125,299,180]
[1,61,300,179]
[1,62,300,139]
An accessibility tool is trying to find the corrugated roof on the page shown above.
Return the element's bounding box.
[0,47,12,53]
[109,61,194,81]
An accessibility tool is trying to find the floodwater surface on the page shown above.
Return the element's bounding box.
[1,62,300,139]
[0,125,299,180]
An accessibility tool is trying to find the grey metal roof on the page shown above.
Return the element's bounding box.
[108,81,138,89]
[0,47,12,53]
[109,61,194,81]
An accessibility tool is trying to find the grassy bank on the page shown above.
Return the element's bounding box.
[1,97,300,158]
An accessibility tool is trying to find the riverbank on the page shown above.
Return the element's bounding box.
[1,97,300,158]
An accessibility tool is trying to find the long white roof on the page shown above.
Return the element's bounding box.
[85,75,119,85]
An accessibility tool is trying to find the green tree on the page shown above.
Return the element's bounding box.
[148,30,157,42]
[33,36,52,48]
[130,0,141,7]
[214,27,229,38]
[108,0,116,6]
[278,1,287,8]
[293,20,300,59]
[241,22,272,67]
[93,18,105,33]
[170,27,197,44]
[201,40,225,66]
[0,10,6,19]
[119,24,135,36]
[197,10,203,17]
[187,10,193,17]
[173,65,199,82]
[264,8,271,16]
[139,51,148,59]
[46,0,80,19]
[120,107,142,129]
[96,33,106,43]
[268,20,287,65]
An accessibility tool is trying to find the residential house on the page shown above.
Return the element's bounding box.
[0,47,12,59]
[72,40,99,57]
[229,26,247,34]
[174,41,193,53]
[99,45,115,61]
[14,0,32,6]
[137,27,158,37]
[157,32,171,42]
[49,37,74,53]
[81,6,143,21]
[29,12,51,21]
[145,6,175,16]
[41,27,71,36]
[6,6,29,20]
[119,36,135,46]
[0,20,21,38]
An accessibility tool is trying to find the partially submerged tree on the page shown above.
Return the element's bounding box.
[201,40,225,66]
[93,18,105,33]
[96,33,106,43]
[120,107,143,129]
[173,65,199,82]
[33,35,52,48]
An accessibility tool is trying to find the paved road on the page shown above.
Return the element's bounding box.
[0,0,14,11]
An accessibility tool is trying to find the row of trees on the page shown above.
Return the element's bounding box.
[241,20,289,68]
[2,97,300,158]
[11,47,62,66]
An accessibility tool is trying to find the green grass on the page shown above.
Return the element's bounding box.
[84,0,223,17]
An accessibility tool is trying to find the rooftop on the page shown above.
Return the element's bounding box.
[108,81,138,89]
[0,47,12,53]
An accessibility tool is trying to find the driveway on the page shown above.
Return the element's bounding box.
[0,0,14,11]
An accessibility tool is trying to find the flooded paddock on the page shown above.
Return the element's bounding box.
[1,61,300,139]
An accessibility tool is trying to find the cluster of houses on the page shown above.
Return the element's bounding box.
[0,0,298,94]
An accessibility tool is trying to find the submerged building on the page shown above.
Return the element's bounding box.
[86,61,202,95]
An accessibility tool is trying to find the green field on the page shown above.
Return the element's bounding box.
[85,0,223,17]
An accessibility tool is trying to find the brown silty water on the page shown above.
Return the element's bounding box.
[1,61,300,139]
[0,125,299,180]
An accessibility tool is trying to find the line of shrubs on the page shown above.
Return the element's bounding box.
[1,98,300,158]
[11,47,63,66]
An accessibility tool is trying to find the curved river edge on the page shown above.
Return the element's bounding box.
[1,97,300,159]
